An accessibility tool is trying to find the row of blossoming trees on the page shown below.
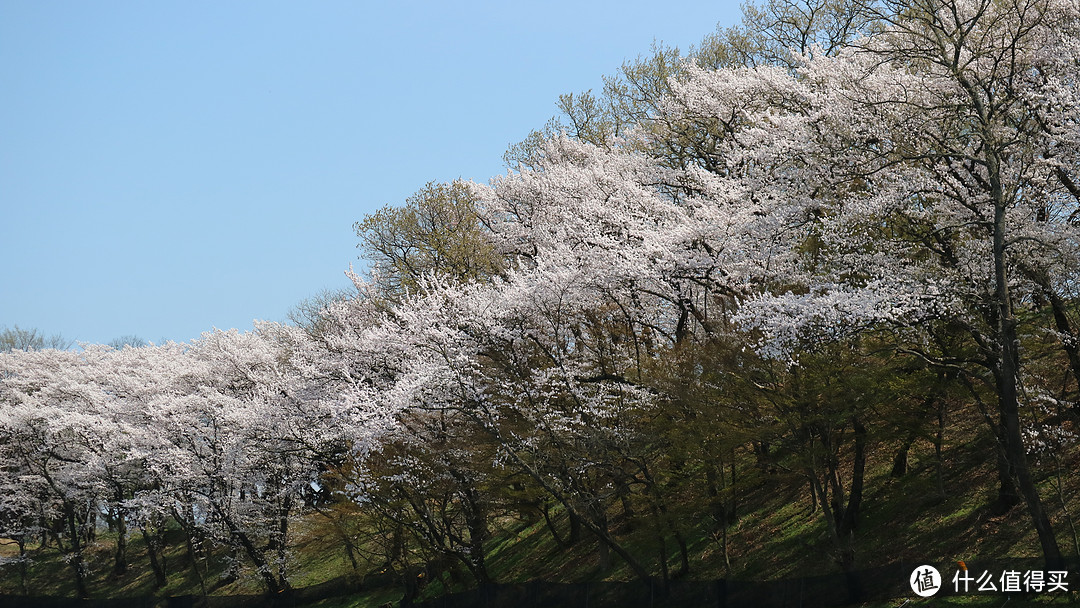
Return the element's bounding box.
[3,0,1080,598]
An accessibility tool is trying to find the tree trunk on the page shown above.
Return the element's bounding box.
[656,534,669,586]
[65,502,90,599]
[541,501,570,548]
[991,181,1062,567]
[993,411,1022,513]
[836,417,867,573]
[141,527,168,589]
[1039,281,1080,404]
[113,508,128,577]
[16,536,28,595]
[596,512,612,571]
[187,531,208,598]
[890,433,914,478]
[673,530,690,578]
[568,509,582,544]
[464,489,491,586]
[223,513,289,595]
[275,495,292,585]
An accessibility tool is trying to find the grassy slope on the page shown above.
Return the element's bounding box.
[2,402,1078,607]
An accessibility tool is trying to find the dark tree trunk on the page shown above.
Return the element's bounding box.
[275,495,292,585]
[65,502,90,599]
[1038,280,1080,404]
[596,513,612,571]
[141,527,168,589]
[186,530,208,597]
[991,172,1062,567]
[16,536,28,595]
[890,434,914,478]
[568,509,582,544]
[223,514,289,595]
[993,411,1022,513]
[836,417,867,573]
[113,509,128,577]
[656,534,670,586]
[463,488,491,586]
[541,501,570,548]
[673,530,690,578]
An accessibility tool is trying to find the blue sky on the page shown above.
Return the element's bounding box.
[1,1,741,346]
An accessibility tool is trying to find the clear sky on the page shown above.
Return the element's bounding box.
[1,1,742,346]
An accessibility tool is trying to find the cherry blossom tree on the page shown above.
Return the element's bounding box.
[657,0,1080,568]
[1,0,1078,596]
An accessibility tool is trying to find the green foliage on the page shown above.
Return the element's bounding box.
[354,181,503,303]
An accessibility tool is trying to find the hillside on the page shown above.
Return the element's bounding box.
[2,398,1078,606]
